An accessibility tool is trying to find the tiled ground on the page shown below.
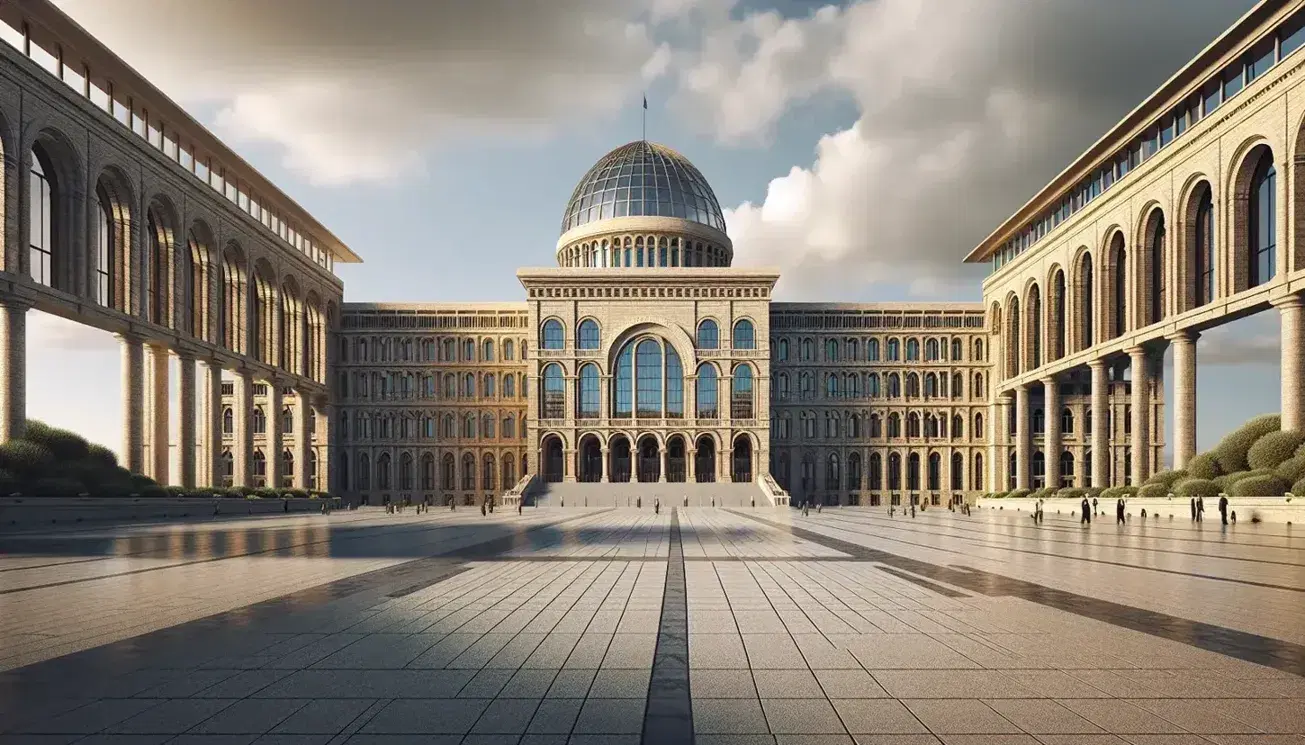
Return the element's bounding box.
[1,504,1304,744]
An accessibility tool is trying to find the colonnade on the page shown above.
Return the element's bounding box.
[116,332,326,490]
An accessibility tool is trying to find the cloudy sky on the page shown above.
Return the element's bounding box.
[26,0,1280,462]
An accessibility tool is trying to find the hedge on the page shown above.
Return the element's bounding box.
[1030,487,1056,500]
[1100,485,1137,500]
[1136,482,1169,499]
[1294,477,1305,497]
[1006,489,1032,499]
[1247,430,1305,470]
[1277,453,1305,483]
[1185,453,1222,480]
[1230,473,1290,497]
[1056,487,1087,499]
[1144,469,1187,489]
[1173,477,1221,498]
[1213,414,1280,474]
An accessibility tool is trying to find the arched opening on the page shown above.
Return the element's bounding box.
[907,453,920,491]
[542,435,564,483]
[1074,252,1094,351]
[848,452,862,491]
[578,434,602,482]
[637,435,660,482]
[1107,232,1127,339]
[1025,284,1041,370]
[609,435,632,483]
[611,335,682,419]
[540,363,564,419]
[695,435,716,483]
[541,318,564,349]
[732,319,755,349]
[1006,297,1021,376]
[732,435,753,483]
[697,364,719,418]
[1050,269,1066,361]
[1143,209,1166,325]
[888,453,901,491]
[667,435,687,482]
[576,363,600,419]
[577,319,600,349]
[1233,144,1277,291]
[731,364,754,419]
[1183,182,1215,310]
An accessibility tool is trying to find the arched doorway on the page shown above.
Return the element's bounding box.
[695,435,716,483]
[609,435,632,483]
[542,435,564,483]
[732,434,753,482]
[578,434,602,482]
[667,435,687,482]
[637,435,660,482]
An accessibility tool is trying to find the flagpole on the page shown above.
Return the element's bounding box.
[642,93,647,142]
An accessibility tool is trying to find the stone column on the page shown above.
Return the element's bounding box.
[660,446,668,482]
[1168,330,1198,470]
[294,389,312,490]
[1129,346,1151,485]
[687,448,696,482]
[1279,295,1305,432]
[118,333,145,473]
[601,447,609,482]
[233,371,253,487]
[1089,359,1108,488]
[176,354,197,488]
[146,344,170,483]
[202,359,223,488]
[315,401,330,492]
[0,300,29,442]
[1043,375,1060,490]
[996,393,1011,490]
[266,381,284,488]
[1015,385,1031,490]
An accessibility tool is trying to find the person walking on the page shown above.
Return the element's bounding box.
[1116,497,1126,525]
[1190,496,1197,522]
[1219,494,1229,525]
[1080,496,1091,524]
[1196,495,1205,522]
[910,501,916,519]
[1092,496,1099,516]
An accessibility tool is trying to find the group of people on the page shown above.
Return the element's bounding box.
[1190,494,1233,524]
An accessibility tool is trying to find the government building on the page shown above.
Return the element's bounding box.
[5,0,1305,508]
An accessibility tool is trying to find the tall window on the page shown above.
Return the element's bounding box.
[1194,187,1214,306]
[614,344,633,417]
[666,347,684,418]
[733,319,755,349]
[636,339,663,418]
[1149,212,1166,324]
[732,365,754,419]
[697,364,718,418]
[29,147,55,288]
[95,185,113,306]
[577,319,600,349]
[697,319,719,349]
[577,363,600,418]
[148,210,169,326]
[1112,237,1127,338]
[1250,153,1276,287]
[541,319,564,350]
[504,340,515,360]
[541,364,564,419]
[1079,253,1094,349]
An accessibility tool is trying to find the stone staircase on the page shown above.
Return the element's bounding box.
[523,480,770,509]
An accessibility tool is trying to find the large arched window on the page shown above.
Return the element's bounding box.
[697,364,718,418]
[541,319,565,350]
[95,184,115,307]
[1077,252,1094,350]
[927,452,941,491]
[399,453,413,490]
[422,454,435,490]
[614,343,633,417]
[867,338,880,361]
[577,363,600,419]
[887,338,900,361]
[636,339,663,418]
[666,346,684,418]
[1194,186,1214,307]
[29,146,56,288]
[1250,153,1276,287]
[731,365,754,419]
[905,338,920,361]
[540,363,564,419]
[612,337,681,419]
[578,319,600,350]
[951,452,963,489]
[826,454,839,491]
[1149,211,1166,324]
[697,319,719,349]
[888,453,902,490]
[1112,235,1127,338]
[732,319,755,350]
[1027,285,1041,369]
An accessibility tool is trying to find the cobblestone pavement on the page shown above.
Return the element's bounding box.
[0,504,1303,744]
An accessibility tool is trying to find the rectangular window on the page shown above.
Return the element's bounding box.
[1248,40,1275,81]
[1223,62,1244,99]
[1159,119,1174,147]
[1283,14,1305,58]
[1173,106,1187,137]
[1142,129,1159,160]
[1203,80,1221,116]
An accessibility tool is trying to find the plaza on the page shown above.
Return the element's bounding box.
[3,505,1305,743]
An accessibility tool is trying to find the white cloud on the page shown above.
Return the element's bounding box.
[664,0,1258,299]
[52,0,666,186]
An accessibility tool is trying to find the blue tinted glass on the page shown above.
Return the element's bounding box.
[636,340,662,418]
[578,364,600,418]
[578,320,600,350]
[1249,43,1275,80]
[698,320,719,349]
[614,346,633,417]
[561,141,726,234]
[696,364,718,418]
[733,320,755,349]
[666,348,683,418]
[1284,16,1305,57]
[1224,65,1244,98]
[542,320,564,350]
[1204,85,1220,116]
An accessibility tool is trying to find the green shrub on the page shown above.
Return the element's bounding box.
[1185,453,1221,479]
[1225,469,1275,487]
[1230,474,1290,497]
[0,440,54,479]
[1144,469,1187,488]
[1214,414,1281,473]
[22,421,90,462]
[129,473,158,488]
[1137,482,1171,499]
[1084,487,1105,499]
[1174,478,1221,498]
[987,491,1007,499]
[86,443,118,470]
[1029,487,1055,500]
[253,487,279,499]
[1100,485,1137,500]
[1007,489,1032,499]
[27,477,87,497]
[1277,453,1305,483]
[237,485,259,497]
[1293,477,1305,497]
[1056,487,1087,499]
[1248,430,1305,470]
[164,486,189,498]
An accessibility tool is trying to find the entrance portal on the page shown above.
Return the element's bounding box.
[542,435,564,483]
[695,436,716,483]
[578,435,602,482]
[667,435,687,482]
[609,435,632,483]
[732,434,753,482]
[637,435,660,482]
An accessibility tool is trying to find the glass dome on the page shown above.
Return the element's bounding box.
[561,141,727,235]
